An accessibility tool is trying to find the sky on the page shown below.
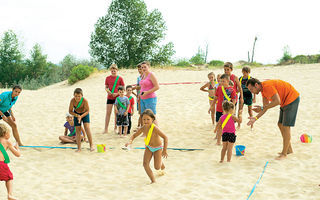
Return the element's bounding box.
[1,0,320,64]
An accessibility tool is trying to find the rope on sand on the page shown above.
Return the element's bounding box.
[134,147,204,151]
[132,81,201,86]
[20,145,77,149]
[246,161,269,200]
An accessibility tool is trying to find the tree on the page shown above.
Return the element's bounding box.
[190,47,206,65]
[25,44,48,79]
[0,30,25,86]
[279,45,292,64]
[90,0,174,68]
[60,54,78,79]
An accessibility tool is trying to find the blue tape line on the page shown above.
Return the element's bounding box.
[21,146,77,149]
[133,147,204,151]
[247,161,269,200]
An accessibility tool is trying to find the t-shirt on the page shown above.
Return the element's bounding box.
[126,95,135,114]
[261,80,299,107]
[230,74,238,93]
[0,91,18,113]
[215,86,237,112]
[137,76,142,95]
[114,96,130,115]
[239,76,251,95]
[220,114,236,134]
[64,122,83,136]
[105,75,125,100]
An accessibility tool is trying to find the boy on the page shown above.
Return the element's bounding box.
[69,88,94,152]
[224,62,244,128]
[209,74,237,145]
[126,85,135,134]
[238,67,256,128]
[114,86,130,137]
[0,123,21,200]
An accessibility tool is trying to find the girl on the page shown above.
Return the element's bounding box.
[125,109,168,184]
[132,63,144,128]
[200,72,218,125]
[69,88,94,152]
[59,114,86,144]
[214,101,241,162]
[0,123,21,200]
[104,64,125,134]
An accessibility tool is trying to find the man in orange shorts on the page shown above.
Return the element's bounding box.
[246,79,300,160]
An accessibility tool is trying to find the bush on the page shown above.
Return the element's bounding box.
[68,65,95,84]
[174,58,190,67]
[208,60,224,66]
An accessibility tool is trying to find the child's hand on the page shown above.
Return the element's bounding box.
[2,115,8,121]
[253,98,256,103]
[208,108,211,114]
[78,116,82,124]
[162,150,168,158]
[124,111,128,116]
[14,142,19,150]
[112,93,118,97]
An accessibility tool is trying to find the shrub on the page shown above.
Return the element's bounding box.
[68,65,95,84]
[208,60,224,66]
[175,58,190,67]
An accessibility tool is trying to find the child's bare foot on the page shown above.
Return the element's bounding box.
[216,142,221,146]
[219,160,223,163]
[236,124,241,130]
[275,154,287,160]
[102,130,108,134]
[278,151,292,155]
[90,147,95,152]
[155,170,165,177]
[75,149,81,152]
[8,195,17,200]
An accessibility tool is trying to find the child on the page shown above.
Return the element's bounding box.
[223,62,244,126]
[0,123,20,200]
[132,63,144,128]
[125,109,168,184]
[209,74,237,145]
[59,114,86,144]
[214,101,241,162]
[238,67,256,129]
[104,64,125,134]
[126,85,135,134]
[69,88,94,152]
[114,86,130,137]
[200,72,218,125]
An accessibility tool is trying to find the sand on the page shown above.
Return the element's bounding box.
[0,64,320,200]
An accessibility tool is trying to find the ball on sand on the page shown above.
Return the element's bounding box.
[300,134,312,143]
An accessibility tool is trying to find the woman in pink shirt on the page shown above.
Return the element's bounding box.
[139,61,160,123]
[104,64,125,134]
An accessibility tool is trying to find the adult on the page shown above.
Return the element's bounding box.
[0,85,23,146]
[139,61,159,123]
[104,64,125,134]
[246,79,300,160]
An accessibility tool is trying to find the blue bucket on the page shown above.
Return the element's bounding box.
[235,145,246,156]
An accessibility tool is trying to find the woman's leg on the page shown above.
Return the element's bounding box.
[4,117,23,146]
[83,123,94,151]
[104,104,113,133]
[143,148,155,183]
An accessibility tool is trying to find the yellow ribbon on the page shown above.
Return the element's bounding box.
[221,86,231,101]
[222,114,232,129]
[144,123,155,146]
[239,75,251,84]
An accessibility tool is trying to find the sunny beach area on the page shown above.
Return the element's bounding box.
[0,63,319,200]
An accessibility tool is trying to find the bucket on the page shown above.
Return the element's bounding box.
[235,145,245,156]
[97,144,106,153]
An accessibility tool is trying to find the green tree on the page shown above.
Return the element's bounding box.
[279,45,292,64]
[25,44,48,79]
[90,0,174,68]
[60,54,78,79]
[190,47,206,65]
[0,30,25,86]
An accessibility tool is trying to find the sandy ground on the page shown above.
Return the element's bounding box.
[0,64,320,200]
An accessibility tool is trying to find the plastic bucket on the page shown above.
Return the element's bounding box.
[97,144,106,153]
[235,145,245,156]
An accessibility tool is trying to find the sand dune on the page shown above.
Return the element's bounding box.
[0,64,319,200]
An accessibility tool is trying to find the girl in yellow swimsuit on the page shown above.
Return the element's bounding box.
[125,109,168,184]
[200,72,220,125]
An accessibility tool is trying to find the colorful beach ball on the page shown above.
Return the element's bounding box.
[300,134,312,143]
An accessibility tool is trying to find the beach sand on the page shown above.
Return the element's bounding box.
[0,64,320,200]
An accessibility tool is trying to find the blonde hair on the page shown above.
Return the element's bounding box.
[109,64,118,70]
[222,101,234,112]
[208,72,215,77]
[140,61,151,67]
[0,123,10,137]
